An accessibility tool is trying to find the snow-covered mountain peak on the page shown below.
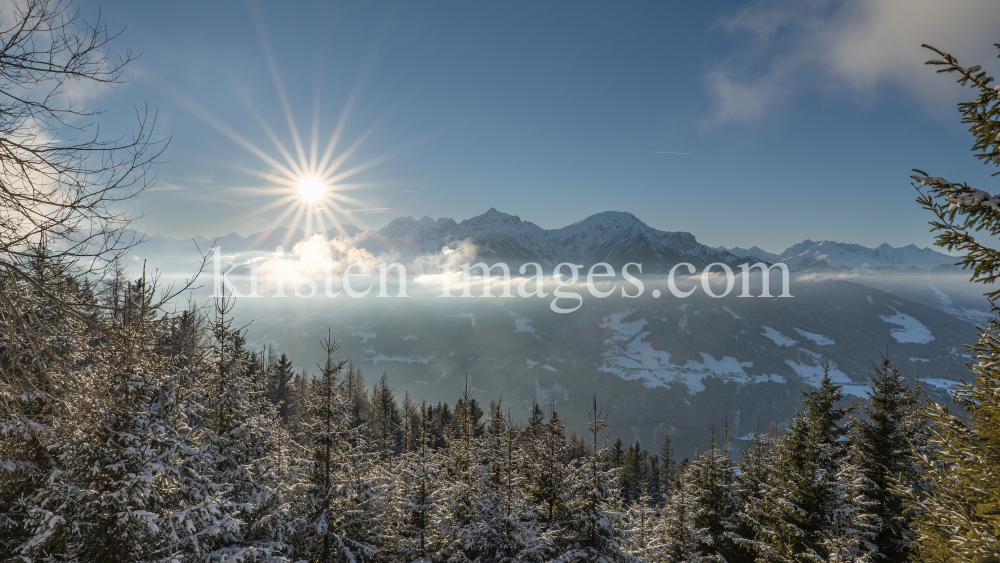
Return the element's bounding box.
[549,211,646,242]
[456,208,546,237]
[379,215,454,239]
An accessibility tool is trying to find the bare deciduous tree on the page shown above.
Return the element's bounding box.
[0,0,167,309]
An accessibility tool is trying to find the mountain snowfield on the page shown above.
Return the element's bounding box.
[132,208,987,450]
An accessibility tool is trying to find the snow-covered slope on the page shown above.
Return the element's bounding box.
[775,240,956,270]
[718,240,956,271]
[549,211,733,265]
[451,208,559,263]
[230,276,973,458]
[717,246,779,263]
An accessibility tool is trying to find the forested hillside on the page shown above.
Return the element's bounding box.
[0,253,948,561]
[0,251,994,562]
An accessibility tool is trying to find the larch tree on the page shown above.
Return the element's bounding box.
[370,372,402,456]
[659,434,677,500]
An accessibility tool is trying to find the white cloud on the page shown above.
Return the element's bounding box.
[708,0,1000,123]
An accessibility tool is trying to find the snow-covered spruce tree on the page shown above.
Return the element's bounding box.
[658,434,677,501]
[567,431,588,463]
[423,402,453,450]
[13,273,240,562]
[268,351,296,426]
[194,295,299,561]
[657,462,700,563]
[623,483,660,561]
[556,396,636,563]
[436,379,479,561]
[848,355,926,563]
[524,401,546,442]
[0,0,169,547]
[621,442,642,503]
[295,331,382,562]
[609,438,626,469]
[437,397,551,562]
[288,369,308,429]
[401,391,420,453]
[684,426,748,563]
[343,363,370,432]
[899,43,1000,563]
[495,407,554,562]
[734,426,775,559]
[820,455,879,563]
[394,401,445,562]
[0,246,96,557]
[164,305,208,367]
[742,367,850,562]
[526,406,571,532]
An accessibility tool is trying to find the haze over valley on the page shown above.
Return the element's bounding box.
[132,208,984,450]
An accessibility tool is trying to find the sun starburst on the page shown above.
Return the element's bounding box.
[167,11,403,251]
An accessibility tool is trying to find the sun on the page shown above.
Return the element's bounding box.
[182,19,404,245]
[297,176,326,203]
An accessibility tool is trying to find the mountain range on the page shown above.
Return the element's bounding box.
[140,208,959,273]
[720,240,958,271]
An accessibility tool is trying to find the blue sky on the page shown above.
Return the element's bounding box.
[77,0,1000,253]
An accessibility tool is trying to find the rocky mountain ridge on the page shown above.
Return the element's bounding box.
[142,208,957,272]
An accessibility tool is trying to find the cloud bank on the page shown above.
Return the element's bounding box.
[707,0,1000,123]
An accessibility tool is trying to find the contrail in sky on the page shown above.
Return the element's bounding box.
[640,151,693,155]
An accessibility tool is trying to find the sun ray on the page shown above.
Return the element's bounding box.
[318,104,397,178]
[243,194,300,214]
[281,207,310,248]
[156,81,302,181]
[270,203,305,236]
[325,143,411,185]
[221,198,303,237]
[243,100,306,178]
[314,181,385,193]
[314,20,383,177]
[302,207,314,240]
[310,81,322,173]
[320,188,370,204]
[251,5,311,176]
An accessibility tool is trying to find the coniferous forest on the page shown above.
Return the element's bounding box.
[5,254,1000,563]
[3,2,1000,562]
